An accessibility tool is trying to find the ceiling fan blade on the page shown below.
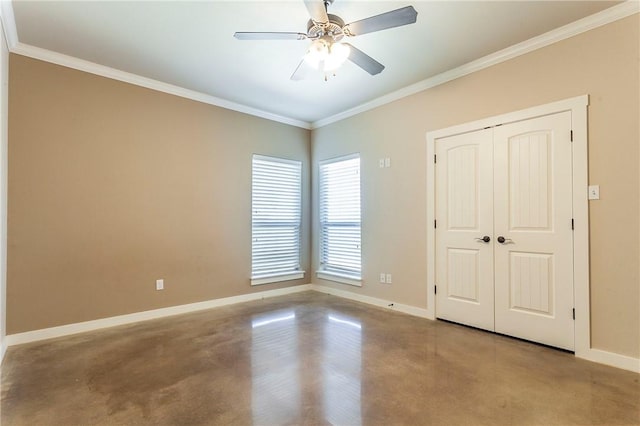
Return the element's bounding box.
[344,43,385,75]
[304,0,329,24]
[344,6,418,36]
[290,59,312,81]
[234,32,308,41]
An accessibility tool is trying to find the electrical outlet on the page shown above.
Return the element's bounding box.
[379,159,385,168]
[385,157,391,168]
[386,274,392,284]
[156,279,164,290]
[588,185,600,200]
[379,273,386,283]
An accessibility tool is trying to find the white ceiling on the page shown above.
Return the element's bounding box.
[8,1,622,125]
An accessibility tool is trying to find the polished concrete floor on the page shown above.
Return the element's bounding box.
[1,291,639,425]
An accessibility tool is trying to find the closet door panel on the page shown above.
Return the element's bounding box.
[493,111,574,350]
[435,129,495,331]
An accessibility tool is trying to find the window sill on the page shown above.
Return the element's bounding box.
[251,272,305,286]
[316,271,362,287]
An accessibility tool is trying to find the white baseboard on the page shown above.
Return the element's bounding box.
[310,284,640,374]
[577,348,640,373]
[310,283,433,319]
[5,282,432,349]
[5,284,312,346]
[4,283,638,375]
[0,338,6,363]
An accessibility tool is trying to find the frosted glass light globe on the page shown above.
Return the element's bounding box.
[304,39,350,73]
[324,42,350,71]
[304,39,329,69]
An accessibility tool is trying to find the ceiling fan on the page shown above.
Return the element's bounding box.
[233,0,418,80]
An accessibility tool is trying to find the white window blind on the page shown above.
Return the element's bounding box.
[251,155,302,282]
[319,154,361,280]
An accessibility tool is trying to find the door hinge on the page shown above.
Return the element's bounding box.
[570,130,574,142]
[434,219,437,229]
[434,285,437,294]
[571,219,574,230]
[572,308,575,320]
[434,154,437,164]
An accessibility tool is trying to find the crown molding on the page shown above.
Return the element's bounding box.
[0,0,308,127]
[311,1,640,129]
[0,0,18,50]
[0,0,311,128]
[0,0,637,131]
[11,43,311,129]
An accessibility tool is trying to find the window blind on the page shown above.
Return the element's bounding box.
[319,155,361,279]
[251,155,302,280]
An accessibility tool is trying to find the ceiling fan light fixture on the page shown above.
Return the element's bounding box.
[304,39,350,72]
[235,1,418,80]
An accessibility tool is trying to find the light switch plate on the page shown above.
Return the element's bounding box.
[588,185,600,200]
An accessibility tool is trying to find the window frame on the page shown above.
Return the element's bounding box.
[317,153,362,287]
[250,154,304,286]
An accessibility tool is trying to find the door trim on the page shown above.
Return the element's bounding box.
[425,95,590,358]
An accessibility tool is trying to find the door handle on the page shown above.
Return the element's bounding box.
[475,236,491,243]
[497,236,514,244]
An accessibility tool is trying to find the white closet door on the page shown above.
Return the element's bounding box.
[493,111,575,350]
[435,129,495,331]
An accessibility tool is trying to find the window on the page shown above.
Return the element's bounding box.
[251,155,303,285]
[318,154,361,285]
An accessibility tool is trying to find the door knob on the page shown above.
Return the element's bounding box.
[497,236,513,244]
[475,236,491,243]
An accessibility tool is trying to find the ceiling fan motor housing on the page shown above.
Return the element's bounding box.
[307,14,345,42]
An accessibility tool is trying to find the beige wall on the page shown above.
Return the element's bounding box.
[8,55,311,334]
[6,14,639,360]
[312,16,640,358]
